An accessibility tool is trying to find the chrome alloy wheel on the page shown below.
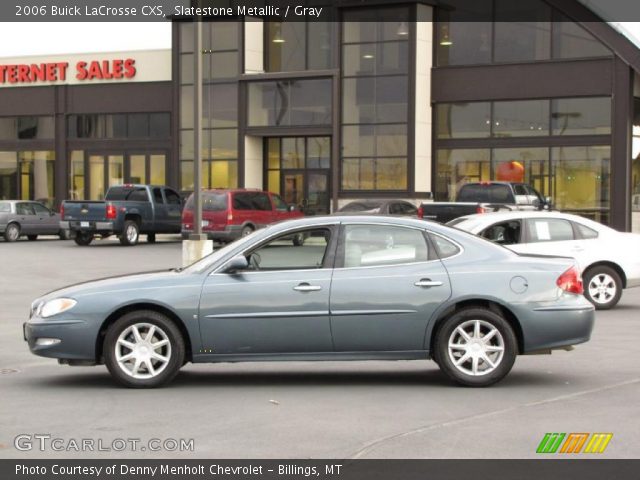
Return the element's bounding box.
[6,224,19,241]
[115,323,171,379]
[125,224,138,243]
[447,319,505,376]
[587,273,617,305]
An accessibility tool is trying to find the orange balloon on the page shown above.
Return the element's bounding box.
[496,161,524,182]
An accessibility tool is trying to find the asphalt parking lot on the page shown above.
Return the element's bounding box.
[1,235,639,459]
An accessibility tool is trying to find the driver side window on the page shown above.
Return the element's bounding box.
[245,228,331,271]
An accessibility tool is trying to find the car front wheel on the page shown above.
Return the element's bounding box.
[104,311,185,388]
[583,266,622,310]
[434,307,517,387]
[4,223,20,242]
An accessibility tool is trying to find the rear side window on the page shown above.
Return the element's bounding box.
[430,233,461,259]
[16,202,35,215]
[233,193,253,210]
[153,188,164,204]
[0,202,11,212]
[525,218,574,242]
[203,193,228,211]
[252,193,272,211]
[574,222,598,239]
[106,187,149,202]
[457,184,514,203]
[481,220,522,245]
[342,225,430,268]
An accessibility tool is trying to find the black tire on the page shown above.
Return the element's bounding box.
[74,232,93,246]
[240,225,254,237]
[4,223,20,242]
[103,310,185,388]
[120,220,140,246]
[583,266,623,310]
[433,307,517,387]
[27,235,38,241]
[292,232,305,246]
[147,233,156,244]
[58,229,71,240]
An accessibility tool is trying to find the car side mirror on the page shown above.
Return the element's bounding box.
[531,198,541,209]
[225,255,248,273]
[288,205,296,212]
[544,197,553,210]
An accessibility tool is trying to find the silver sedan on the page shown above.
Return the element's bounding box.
[24,216,594,388]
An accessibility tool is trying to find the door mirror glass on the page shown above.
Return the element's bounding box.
[224,255,249,273]
[288,205,296,212]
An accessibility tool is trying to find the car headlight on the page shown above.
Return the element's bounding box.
[39,298,77,318]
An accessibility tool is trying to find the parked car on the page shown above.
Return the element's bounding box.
[0,200,69,242]
[61,185,183,246]
[417,182,551,224]
[181,189,303,243]
[337,199,418,216]
[24,215,594,388]
[449,211,640,310]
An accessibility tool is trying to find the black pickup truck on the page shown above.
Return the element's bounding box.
[418,182,551,224]
[61,185,182,246]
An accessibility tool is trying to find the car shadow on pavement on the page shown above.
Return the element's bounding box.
[33,367,568,390]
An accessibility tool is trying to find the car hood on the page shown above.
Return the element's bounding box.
[38,269,185,301]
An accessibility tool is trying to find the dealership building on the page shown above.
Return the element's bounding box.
[2,0,640,232]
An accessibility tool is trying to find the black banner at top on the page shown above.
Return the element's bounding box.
[3,0,640,22]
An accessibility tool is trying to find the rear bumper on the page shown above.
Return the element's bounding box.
[515,298,595,353]
[182,224,243,242]
[66,220,116,234]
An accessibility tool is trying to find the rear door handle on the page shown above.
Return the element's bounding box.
[293,283,322,292]
[414,279,443,288]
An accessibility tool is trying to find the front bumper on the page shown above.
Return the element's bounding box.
[24,318,97,361]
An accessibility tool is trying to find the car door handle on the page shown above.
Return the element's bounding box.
[570,246,584,252]
[414,279,443,288]
[293,283,322,292]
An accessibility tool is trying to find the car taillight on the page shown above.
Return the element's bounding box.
[227,212,233,221]
[557,266,583,295]
[417,205,423,218]
[106,203,117,219]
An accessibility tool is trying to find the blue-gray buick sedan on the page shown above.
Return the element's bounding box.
[25,216,595,388]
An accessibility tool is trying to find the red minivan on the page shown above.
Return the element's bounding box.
[181,189,304,243]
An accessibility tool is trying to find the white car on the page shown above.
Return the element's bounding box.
[448,211,640,310]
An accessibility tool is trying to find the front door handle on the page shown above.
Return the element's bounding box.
[414,279,443,288]
[293,283,322,292]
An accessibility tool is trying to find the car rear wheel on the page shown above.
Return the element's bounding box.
[434,307,517,387]
[120,220,140,246]
[147,233,156,243]
[240,225,254,237]
[583,266,622,310]
[27,235,38,241]
[104,310,185,388]
[4,223,20,242]
[74,232,93,246]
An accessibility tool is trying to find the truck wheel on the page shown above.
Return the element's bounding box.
[27,235,38,241]
[103,310,185,388]
[74,232,93,246]
[4,223,20,242]
[120,221,140,246]
[147,233,156,244]
[433,307,517,387]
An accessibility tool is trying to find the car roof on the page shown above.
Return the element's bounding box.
[454,210,609,230]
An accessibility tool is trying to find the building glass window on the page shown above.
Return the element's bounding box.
[0,151,18,200]
[633,98,640,233]
[248,79,332,127]
[180,161,194,191]
[492,148,550,196]
[551,97,611,136]
[552,12,612,59]
[266,20,334,72]
[0,117,54,140]
[341,6,410,192]
[435,149,491,201]
[551,146,610,224]
[436,103,491,139]
[494,100,549,137]
[69,151,84,200]
[18,151,55,206]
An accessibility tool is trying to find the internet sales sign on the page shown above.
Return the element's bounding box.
[0,58,136,84]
